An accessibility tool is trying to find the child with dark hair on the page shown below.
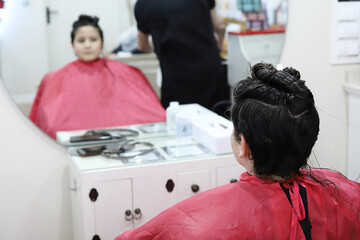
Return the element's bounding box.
[115,63,360,240]
[29,15,165,139]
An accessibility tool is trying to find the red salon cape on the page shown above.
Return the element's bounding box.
[29,58,165,139]
[115,169,360,240]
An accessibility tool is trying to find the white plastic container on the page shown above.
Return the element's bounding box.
[166,101,179,135]
[192,115,233,154]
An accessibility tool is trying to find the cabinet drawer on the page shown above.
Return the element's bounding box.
[93,179,133,240]
[133,175,172,228]
[176,169,210,203]
[216,165,246,186]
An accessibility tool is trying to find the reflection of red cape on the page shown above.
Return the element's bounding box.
[116,169,360,240]
[29,58,165,139]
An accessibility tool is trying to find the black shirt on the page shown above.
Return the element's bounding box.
[135,0,229,109]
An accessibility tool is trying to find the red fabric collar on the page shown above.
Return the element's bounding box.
[75,58,104,68]
[239,171,290,185]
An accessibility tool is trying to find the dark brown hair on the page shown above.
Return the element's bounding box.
[71,15,103,43]
[231,63,319,179]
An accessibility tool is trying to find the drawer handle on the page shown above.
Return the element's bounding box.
[125,209,133,221]
[134,208,142,220]
[166,179,175,192]
[89,188,98,202]
[191,184,200,193]
[92,235,101,240]
[230,178,238,183]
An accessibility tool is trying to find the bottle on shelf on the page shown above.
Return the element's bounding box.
[166,101,179,135]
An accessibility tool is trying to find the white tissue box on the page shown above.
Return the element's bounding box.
[192,115,233,154]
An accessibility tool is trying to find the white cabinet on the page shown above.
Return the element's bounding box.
[90,175,172,240]
[227,31,285,87]
[344,83,360,182]
[176,169,210,203]
[92,179,133,240]
[69,153,245,240]
[65,125,246,240]
[70,166,175,240]
[216,165,246,186]
[132,175,172,228]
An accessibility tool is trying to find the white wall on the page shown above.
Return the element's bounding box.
[0,0,49,104]
[0,80,71,239]
[280,0,358,174]
[0,1,74,239]
[0,0,357,239]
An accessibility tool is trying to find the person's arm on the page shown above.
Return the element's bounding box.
[210,9,226,52]
[137,31,153,52]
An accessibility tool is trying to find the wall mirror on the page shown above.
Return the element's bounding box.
[217,0,288,86]
[0,0,287,140]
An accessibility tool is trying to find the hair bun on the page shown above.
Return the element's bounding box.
[248,63,314,116]
[251,63,277,81]
[76,15,99,25]
[283,67,301,81]
[71,14,103,44]
[251,63,302,93]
